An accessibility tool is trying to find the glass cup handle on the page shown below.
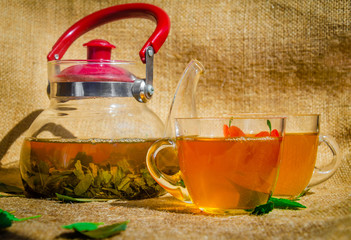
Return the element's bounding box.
[146,139,191,202]
[308,135,341,188]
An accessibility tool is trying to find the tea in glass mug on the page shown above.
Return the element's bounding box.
[147,117,286,214]
[273,114,341,199]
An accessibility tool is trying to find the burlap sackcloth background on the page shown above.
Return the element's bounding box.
[0,0,350,239]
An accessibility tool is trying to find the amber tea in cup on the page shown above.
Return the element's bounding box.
[147,117,285,214]
[273,114,340,199]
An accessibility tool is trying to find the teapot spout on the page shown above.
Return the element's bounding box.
[164,59,205,137]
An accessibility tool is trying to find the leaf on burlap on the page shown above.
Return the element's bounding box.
[251,201,274,215]
[55,193,111,203]
[62,221,129,239]
[0,209,41,229]
[56,193,92,202]
[62,222,104,231]
[0,211,12,229]
[270,197,307,209]
[251,197,307,215]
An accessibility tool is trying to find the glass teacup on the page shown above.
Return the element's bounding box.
[147,117,285,214]
[273,114,341,199]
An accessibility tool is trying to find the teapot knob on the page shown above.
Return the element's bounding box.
[83,39,116,60]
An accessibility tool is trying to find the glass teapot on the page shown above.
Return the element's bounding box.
[19,3,172,199]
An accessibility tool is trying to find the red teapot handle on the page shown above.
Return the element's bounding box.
[47,3,170,63]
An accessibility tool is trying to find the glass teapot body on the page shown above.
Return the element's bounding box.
[20,95,166,199]
[19,50,170,199]
[18,3,172,199]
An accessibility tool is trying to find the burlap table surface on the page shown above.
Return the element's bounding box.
[0,0,350,239]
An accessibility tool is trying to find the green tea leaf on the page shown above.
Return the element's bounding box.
[117,177,131,191]
[74,174,93,195]
[56,193,92,202]
[89,163,98,178]
[0,209,41,229]
[0,212,12,229]
[115,167,125,185]
[25,147,163,199]
[73,160,85,180]
[79,221,129,239]
[101,170,112,185]
[101,188,121,197]
[56,193,111,202]
[62,222,104,232]
[133,177,146,188]
[267,120,272,133]
[74,152,93,167]
[141,169,156,186]
[251,201,274,215]
[270,197,306,209]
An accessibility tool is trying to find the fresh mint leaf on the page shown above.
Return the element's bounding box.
[270,197,306,209]
[251,197,306,215]
[267,120,272,133]
[0,209,17,222]
[0,209,40,229]
[0,212,12,229]
[80,221,129,239]
[251,201,274,215]
[62,222,104,232]
[12,215,41,222]
[228,117,233,127]
[63,221,129,239]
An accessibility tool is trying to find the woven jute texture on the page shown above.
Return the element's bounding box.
[0,0,350,239]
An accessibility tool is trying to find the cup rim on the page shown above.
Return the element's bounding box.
[175,116,287,120]
[188,113,320,119]
[222,113,320,117]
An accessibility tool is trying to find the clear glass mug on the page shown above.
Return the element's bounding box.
[147,117,286,214]
[273,114,341,199]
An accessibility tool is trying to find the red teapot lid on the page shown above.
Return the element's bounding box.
[56,39,133,82]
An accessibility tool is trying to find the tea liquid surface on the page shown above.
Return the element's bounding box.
[20,138,176,199]
[274,132,319,197]
[177,136,281,211]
